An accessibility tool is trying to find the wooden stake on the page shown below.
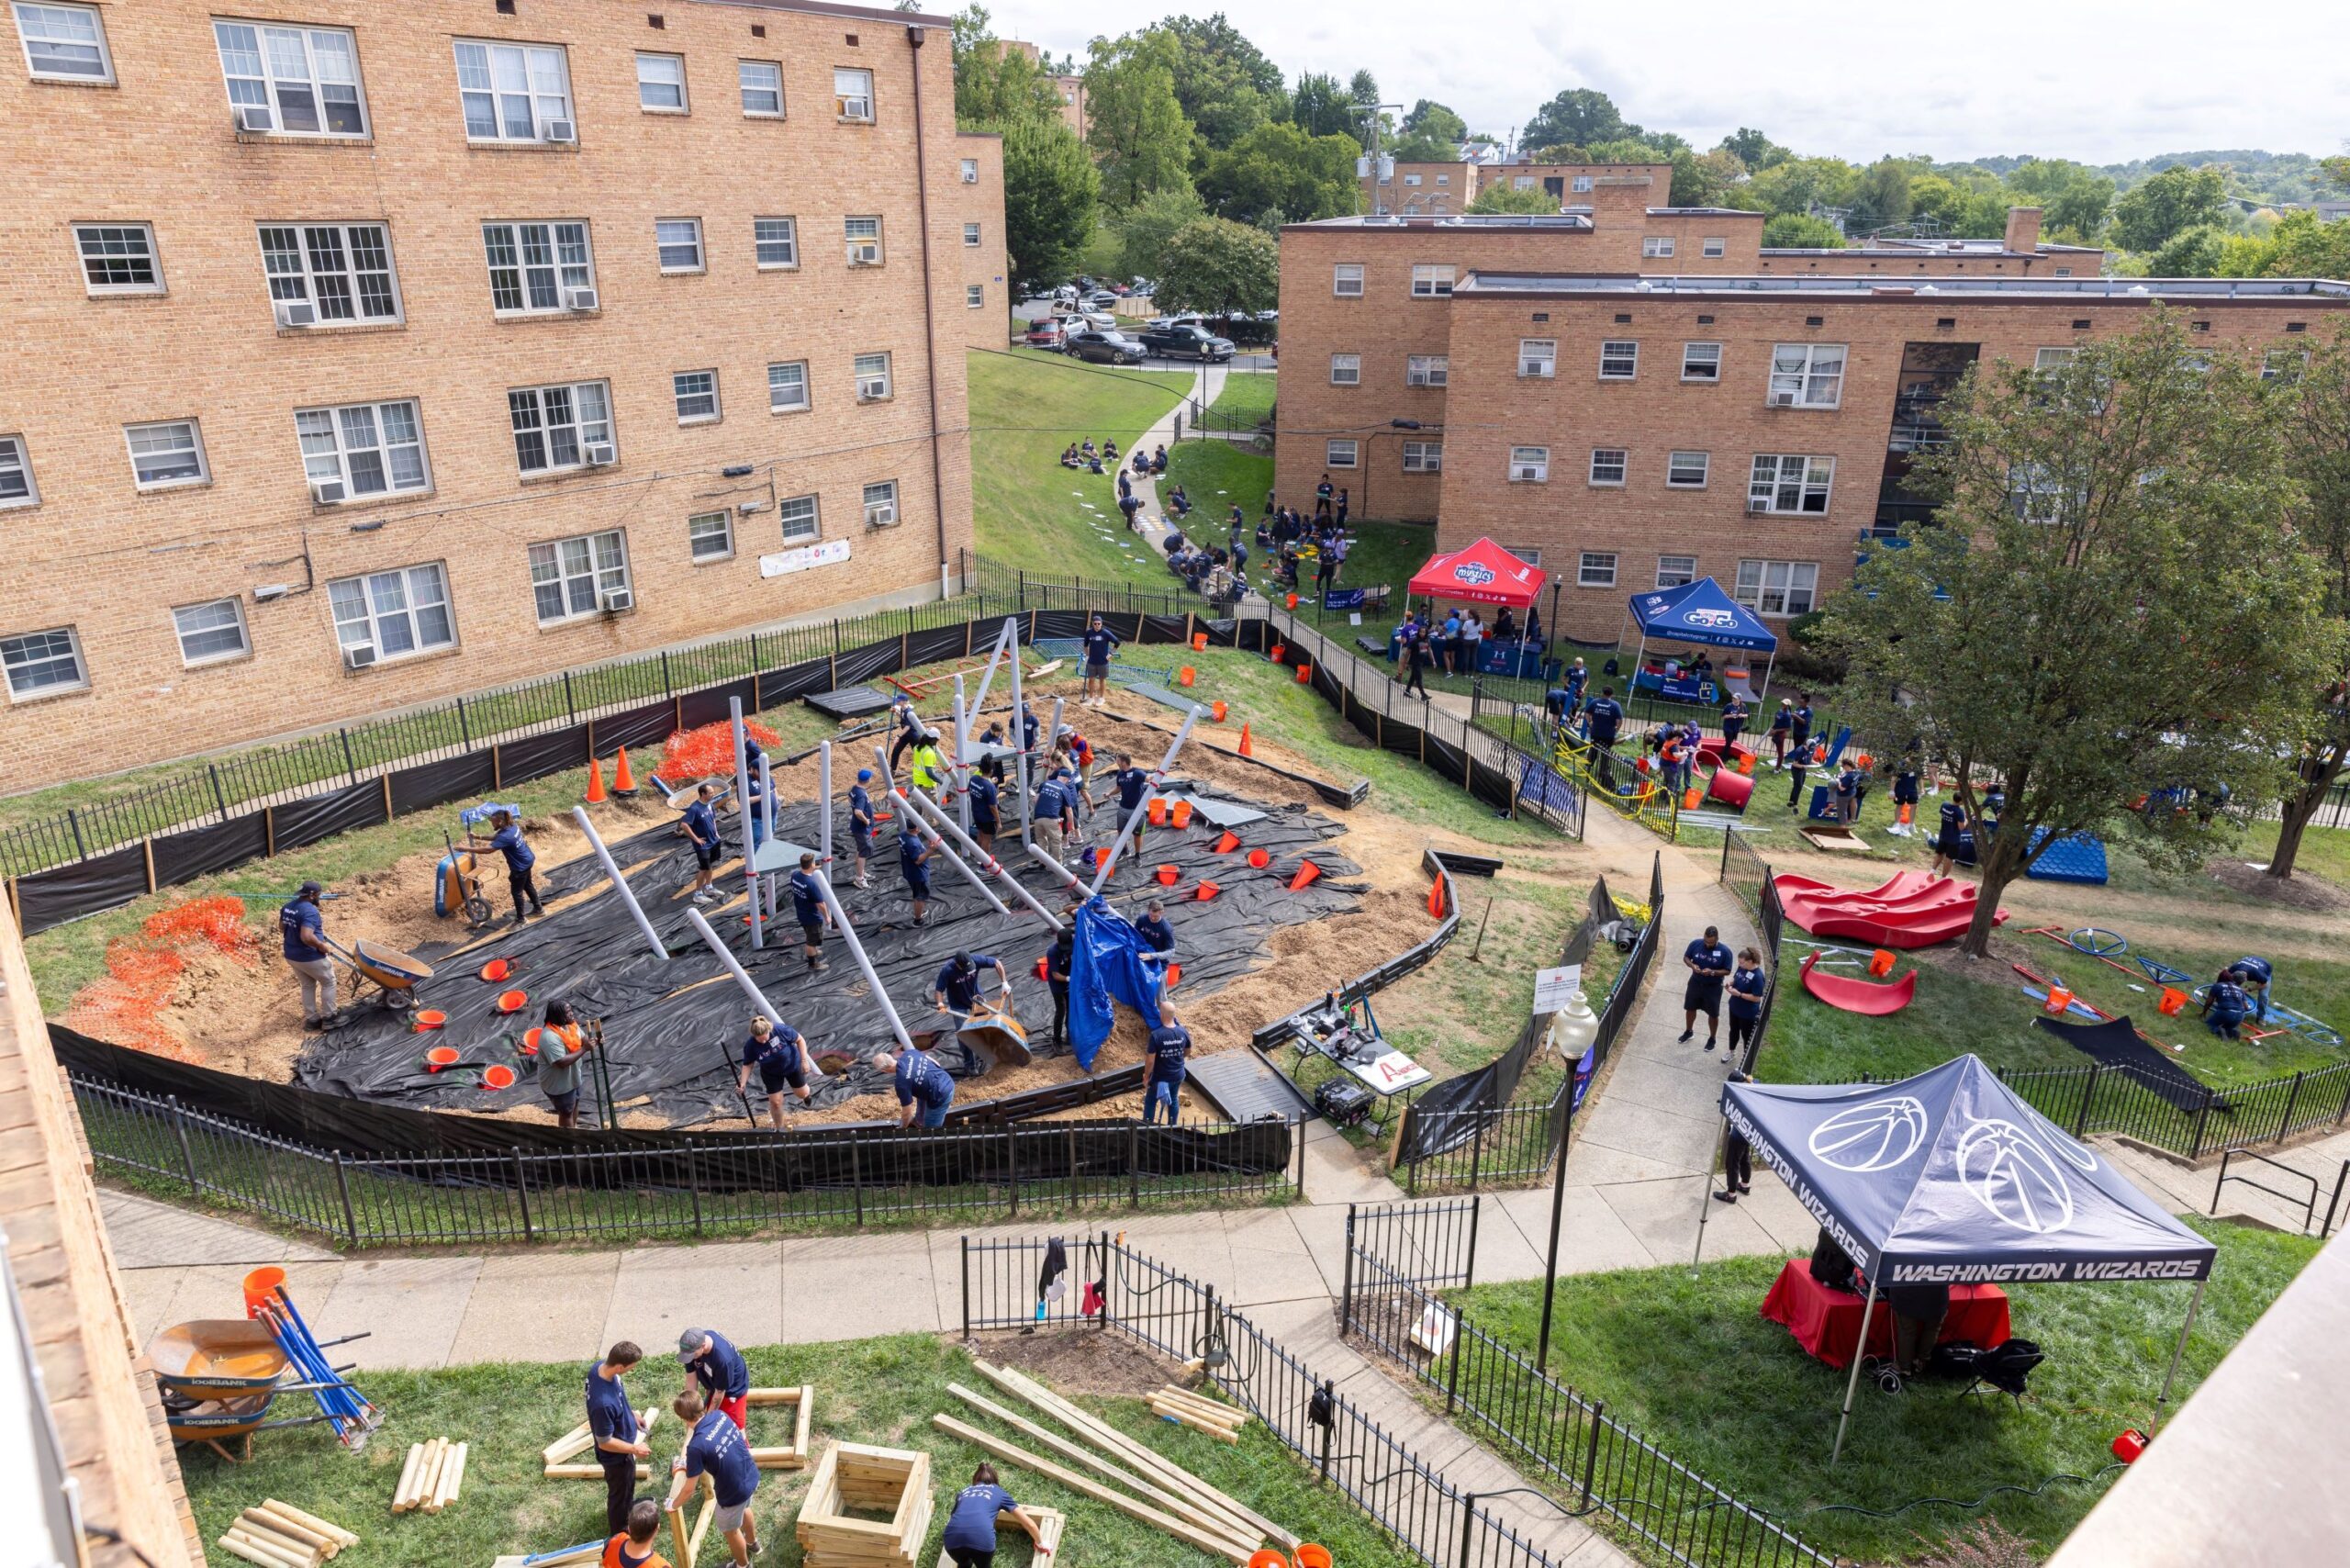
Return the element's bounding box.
[931,1415,1253,1566]
[260,1502,357,1551]
[1151,1388,1248,1426]
[543,1463,655,1481]
[218,1529,310,1568]
[1147,1400,1241,1443]
[543,1420,595,1466]
[229,1521,318,1567]
[392,1442,426,1511]
[239,1508,330,1556]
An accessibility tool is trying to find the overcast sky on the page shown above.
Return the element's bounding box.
[1002,1,2347,166]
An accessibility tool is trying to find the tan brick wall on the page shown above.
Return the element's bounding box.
[1360,162,1466,215]
[0,0,974,781]
[1640,212,1765,271]
[953,131,1009,349]
[1756,247,2101,276]
[1430,292,2345,640]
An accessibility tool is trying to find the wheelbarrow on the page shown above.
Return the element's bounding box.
[950,984,1033,1073]
[436,831,494,929]
[322,936,434,1014]
[147,1317,360,1462]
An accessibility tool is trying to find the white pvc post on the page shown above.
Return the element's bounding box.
[967,619,1014,736]
[952,676,972,834]
[908,783,1061,931]
[819,741,834,871]
[874,745,1008,914]
[1025,842,1089,897]
[1087,704,1201,897]
[1011,646,1033,849]
[810,869,913,1052]
[570,807,666,961]
[759,754,779,920]
[683,907,790,1034]
[729,698,762,950]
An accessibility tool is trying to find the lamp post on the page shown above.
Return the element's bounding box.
[1535,985,1601,1371]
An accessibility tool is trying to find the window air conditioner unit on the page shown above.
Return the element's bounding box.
[564,286,599,311]
[1513,465,1543,482]
[1747,498,1773,513]
[309,478,345,505]
[235,105,274,133]
[1522,361,1552,377]
[857,377,889,400]
[846,241,880,265]
[342,644,378,670]
[543,118,576,143]
[868,504,898,528]
[583,442,617,466]
[275,299,318,329]
[1769,389,1799,407]
[598,587,633,614]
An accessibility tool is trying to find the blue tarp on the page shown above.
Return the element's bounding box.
[1069,897,1163,1070]
[1626,578,1780,653]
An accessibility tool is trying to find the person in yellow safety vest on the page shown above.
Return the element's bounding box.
[908,732,949,796]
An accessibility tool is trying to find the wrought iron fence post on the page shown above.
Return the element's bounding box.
[1007,1126,1020,1216]
[564,670,576,720]
[2277,1071,2306,1143]
[332,1150,359,1246]
[1464,1194,1481,1293]
[512,1147,534,1240]
[2336,1069,2350,1126]
[1339,1204,1356,1338]
[2073,1063,2104,1137]
[2189,1091,2214,1159]
[68,807,87,861]
[1456,1492,1477,1568]
[687,1137,704,1236]
[1467,1116,1483,1191]
[1294,1113,1307,1202]
[1445,1308,1465,1413]
[960,1236,971,1340]
[1099,1229,1115,1335]
[167,1096,198,1196]
[455,696,470,749]
[662,650,674,695]
[208,765,230,823]
[1578,1400,1606,1511]
[1128,1122,1141,1209]
[1315,1377,1336,1483]
[1068,1126,1080,1207]
[851,1132,865,1226]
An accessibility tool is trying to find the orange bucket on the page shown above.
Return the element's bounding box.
[1296,664,1312,683]
[520,1026,544,1056]
[1170,800,1194,829]
[1869,949,1897,977]
[1192,633,1208,652]
[1156,865,1180,886]
[1179,666,1196,688]
[496,989,528,1014]
[1683,786,1702,811]
[1737,756,1754,776]
[479,958,513,983]
[1147,798,1169,825]
[1211,700,1227,722]
[1248,848,1270,868]
[481,1064,517,1091]
[426,1045,461,1071]
[2158,986,2188,1016]
[414,1009,448,1031]
[2044,987,2075,1015]
[1270,644,1285,663]
[1285,594,1298,610]
[1213,831,1239,853]
[241,1266,285,1318]
[1194,879,1220,901]
[1165,963,1182,989]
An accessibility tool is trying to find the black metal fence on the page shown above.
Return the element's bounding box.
[72,1073,1303,1248]
[1341,1201,1835,1568]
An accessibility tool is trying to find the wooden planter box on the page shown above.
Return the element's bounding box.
[797,1441,934,1568]
[744,1385,816,1470]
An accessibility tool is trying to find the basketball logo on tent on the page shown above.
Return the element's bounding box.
[1453,562,1496,587]
[2020,1101,2100,1172]
[1807,1096,1929,1171]
[1684,609,1737,630]
[1955,1117,2076,1234]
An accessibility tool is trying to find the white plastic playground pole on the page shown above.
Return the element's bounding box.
[809,870,914,1052]
[873,745,1008,914]
[819,741,835,871]
[1087,705,1201,897]
[1045,695,1068,823]
[1024,841,1089,898]
[907,783,1061,931]
[1011,646,1033,848]
[729,699,762,950]
[571,807,666,961]
[683,907,789,1032]
[758,753,779,920]
[952,676,973,833]
[967,618,1014,735]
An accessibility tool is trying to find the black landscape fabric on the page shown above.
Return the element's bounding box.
[296,781,1363,1127]
[2030,1014,2212,1113]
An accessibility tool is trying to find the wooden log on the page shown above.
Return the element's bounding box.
[392,1441,427,1512]
[216,1535,303,1568]
[749,1446,809,1470]
[412,1437,446,1509]
[229,1520,319,1567]
[438,1441,470,1509]
[792,1385,814,1458]
[420,1438,452,1514]
[931,1415,1252,1566]
[543,1463,655,1481]
[238,1509,330,1557]
[259,1501,358,1550]
[1147,1400,1242,1444]
[543,1419,595,1466]
[689,1492,717,1561]
[1150,1388,1248,1426]
[218,1528,310,1568]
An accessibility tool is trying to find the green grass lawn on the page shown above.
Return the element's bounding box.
[179,1334,1414,1568]
[1203,371,1276,430]
[1162,442,1271,542]
[2232,816,2350,892]
[969,349,1197,584]
[1450,1220,2318,1564]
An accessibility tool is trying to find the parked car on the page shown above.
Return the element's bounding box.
[1022,319,1066,348]
[1084,290,1120,310]
[1136,322,1237,362]
[1064,329,1148,365]
[1050,302,1116,330]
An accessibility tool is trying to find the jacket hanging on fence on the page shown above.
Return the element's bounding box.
[1037,1238,1069,1311]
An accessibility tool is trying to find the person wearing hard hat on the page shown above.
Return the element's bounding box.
[280,880,336,1027]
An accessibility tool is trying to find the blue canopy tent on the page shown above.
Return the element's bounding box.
[1621,578,1781,701]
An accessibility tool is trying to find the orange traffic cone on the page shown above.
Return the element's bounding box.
[611,746,638,796]
[1287,859,1322,891]
[585,754,608,803]
[1213,831,1239,854]
[1237,723,1254,757]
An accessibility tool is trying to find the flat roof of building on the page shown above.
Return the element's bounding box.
[714,0,956,24]
[1647,207,1767,219]
[1453,272,2350,301]
[1284,213,1595,233]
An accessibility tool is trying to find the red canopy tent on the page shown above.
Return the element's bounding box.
[1405,537,1549,608]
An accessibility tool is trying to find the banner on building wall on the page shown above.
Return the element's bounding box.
[760,539,853,577]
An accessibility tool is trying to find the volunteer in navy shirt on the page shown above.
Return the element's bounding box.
[279,879,337,1026]
[586,1341,650,1536]
[788,851,830,972]
[1930,799,1967,879]
[1144,1008,1192,1126]
[968,770,1001,851]
[1584,688,1625,748]
[678,1327,751,1427]
[467,807,544,923]
[848,770,878,887]
[737,1016,813,1126]
[888,692,923,771]
[1113,754,1153,846]
[1080,614,1120,708]
[1680,924,1735,1050]
[2219,956,2274,1022]
[883,1045,957,1127]
[1726,947,1768,1061]
[935,952,1008,1016]
[683,783,725,904]
[1134,899,1175,961]
[1790,697,1815,750]
[940,1462,1052,1568]
[900,828,934,926]
[666,1387,761,1559]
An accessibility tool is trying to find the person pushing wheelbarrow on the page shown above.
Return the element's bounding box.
[933,951,1029,1071]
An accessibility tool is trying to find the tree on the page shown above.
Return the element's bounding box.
[2111,164,2229,252]
[2148,224,2226,276]
[1286,72,1355,139]
[1744,155,1863,218]
[1523,88,1624,151]
[2326,152,2350,193]
[1762,212,1844,248]
[2232,207,2350,279]
[1083,32,1195,208]
[1112,185,1207,281]
[1818,317,2337,956]
[1668,148,1748,208]
[1389,127,1460,162]
[999,115,1098,294]
[1850,157,1915,231]
[948,6,1059,129]
[1154,218,1278,316]
[2266,323,2350,880]
[1467,183,1558,215]
[1718,128,1789,170]
[1160,14,1281,151]
[1402,99,1467,144]
[1198,120,1360,227]
[2007,158,2114,241]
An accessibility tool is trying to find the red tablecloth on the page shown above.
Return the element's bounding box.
[1760,1260,2010,1371]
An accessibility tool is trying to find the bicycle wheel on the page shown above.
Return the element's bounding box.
[2067,928,2127,957]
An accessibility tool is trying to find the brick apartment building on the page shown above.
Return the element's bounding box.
[995,39,1084,140]
[1359,159,1673,217]
[955,129,1010,346]
[0,0,994,779]
[1274,197,2344,640]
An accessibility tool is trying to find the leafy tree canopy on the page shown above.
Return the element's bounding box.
[1761,212,1845,248]
[1403,100,1467,143]
[2111,163,2230,251]
[1523,87,1625,151]
[1287,72,1357,140]
[1084,30,1196,208]
[1160,13,1280,151]
[1467,183,1558,215]
[1111,185,1208,282]
[1718,127,1790,170]
[1153,217,1279,316]
[999,114,1099,294]
[1198,119,1360,228]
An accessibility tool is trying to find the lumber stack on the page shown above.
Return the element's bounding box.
[744,1383,818,1470]
[215,1501,356,1568]
[393,1437,470,1513]
[1147,1384,1249,1443]
[796,1441,934,1568]
[932,1506,1064,1568]
[542,1406,659,1480]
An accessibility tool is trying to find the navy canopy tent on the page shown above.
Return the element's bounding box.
[1694,1054,2216,1460]
[1622,578,1781,699]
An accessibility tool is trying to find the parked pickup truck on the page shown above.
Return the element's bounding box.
[1136,322,1237,362]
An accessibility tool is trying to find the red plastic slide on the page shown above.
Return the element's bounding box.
[1797,950,1916,1014]
[1773,871,2006,949]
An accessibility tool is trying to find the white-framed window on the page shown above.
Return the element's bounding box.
[655,218,704,273]
[673,370,719,424]
[2034,346,2076,371]
[1588,448,1627,487]
[688,509,733,562]
[778,494,820,542]
[453,39,573,142]
[1406,354,1448,387]
[845,215,882,264]
[2006,462,2079,524]
[1735,559,1818,616]
[1599,340,1639,379]
[125,420,207,489]
[1504,544,1543,567]
[1666,451,1710,488]
[752,217,799,269]
[173,599,250,666]
[1682,342,1722,381]
[508,381,612,475]
[1702,237,1726,258]
[297,399,429,500]
[1333,263,1363,297]
[854,352,892,400]
[2264,348,2309,383]
[1402,440,1442,474]
[530,530,631,624]
[960,156,979,183]
[1325,439,1359,469]
[74,223,161,295]
[2053,267,2074,277]
[330,563,453,659]
[1519,339,1557,378]
[1768,342,1846,408]
[739,58,782,117]
[963,221,981,247]
[635,51,687,112]
[1508,445,1550,483]
[1655,555,1696,588]
[214,20,364,135]
[1404,174,1422,187]
[0,626,86,699]
[1513,174,1535,191]
[261,223,400,323]
[767,360,810,412]
[0,435,35,508]
[1329,353,1360,386]
[1578,552,1617,588]
[1642,236,1674,258]
[1437,174,1450,185]
[482,220,592,313]
[1410,263,1454,297]
[834,65,873,121]
[967,284,985,308]
[1572,174,1593,192]
[1748,454,1834,514]
[862,480,898,528]
[14,3,110,82]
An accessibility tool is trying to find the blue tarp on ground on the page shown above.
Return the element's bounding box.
[1069,897,1164,1070]
[1627,577,1780,653]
